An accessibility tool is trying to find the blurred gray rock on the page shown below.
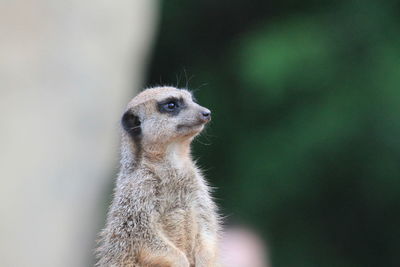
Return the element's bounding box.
[0,1,158,266]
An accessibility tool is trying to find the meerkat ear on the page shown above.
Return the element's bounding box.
[121,110,142,137]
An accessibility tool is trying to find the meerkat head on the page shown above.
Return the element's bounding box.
[121,86,211,157]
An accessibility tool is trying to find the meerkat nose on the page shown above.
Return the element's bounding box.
[200,108,211,122]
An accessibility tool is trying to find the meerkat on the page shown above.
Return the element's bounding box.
[96,86,220,267]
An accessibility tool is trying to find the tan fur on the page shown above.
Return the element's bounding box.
[96,87,220,267]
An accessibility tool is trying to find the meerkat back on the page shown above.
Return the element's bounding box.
[96,86,220,267]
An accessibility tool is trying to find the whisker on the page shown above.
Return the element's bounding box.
[191,83,209,93]
[194,137,212,146]
[175,72,183,88]
[183,68,188,88]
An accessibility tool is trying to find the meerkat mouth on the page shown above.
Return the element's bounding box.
[177,122,205,131]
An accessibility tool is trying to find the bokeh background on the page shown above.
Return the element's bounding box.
[1,0,400,266]
[147,1,400,266]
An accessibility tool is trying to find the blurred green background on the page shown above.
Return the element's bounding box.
[146,1,400,266]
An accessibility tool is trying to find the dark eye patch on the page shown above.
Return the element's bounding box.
[157,97,186,116]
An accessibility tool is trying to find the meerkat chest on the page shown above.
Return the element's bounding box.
[157,169,200,211]
[155,169,204,252]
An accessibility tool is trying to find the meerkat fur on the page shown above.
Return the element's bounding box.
[96,86,220,267]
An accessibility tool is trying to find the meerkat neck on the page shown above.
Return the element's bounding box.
[120,137,194,173]
[164,140,193,167]
[143,139,193,167]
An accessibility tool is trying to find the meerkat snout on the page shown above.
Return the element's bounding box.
[199,107,211,122]
[175,104,211,134]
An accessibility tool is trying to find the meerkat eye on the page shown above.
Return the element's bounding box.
[157,97,185,115]
[165,101,177,110]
